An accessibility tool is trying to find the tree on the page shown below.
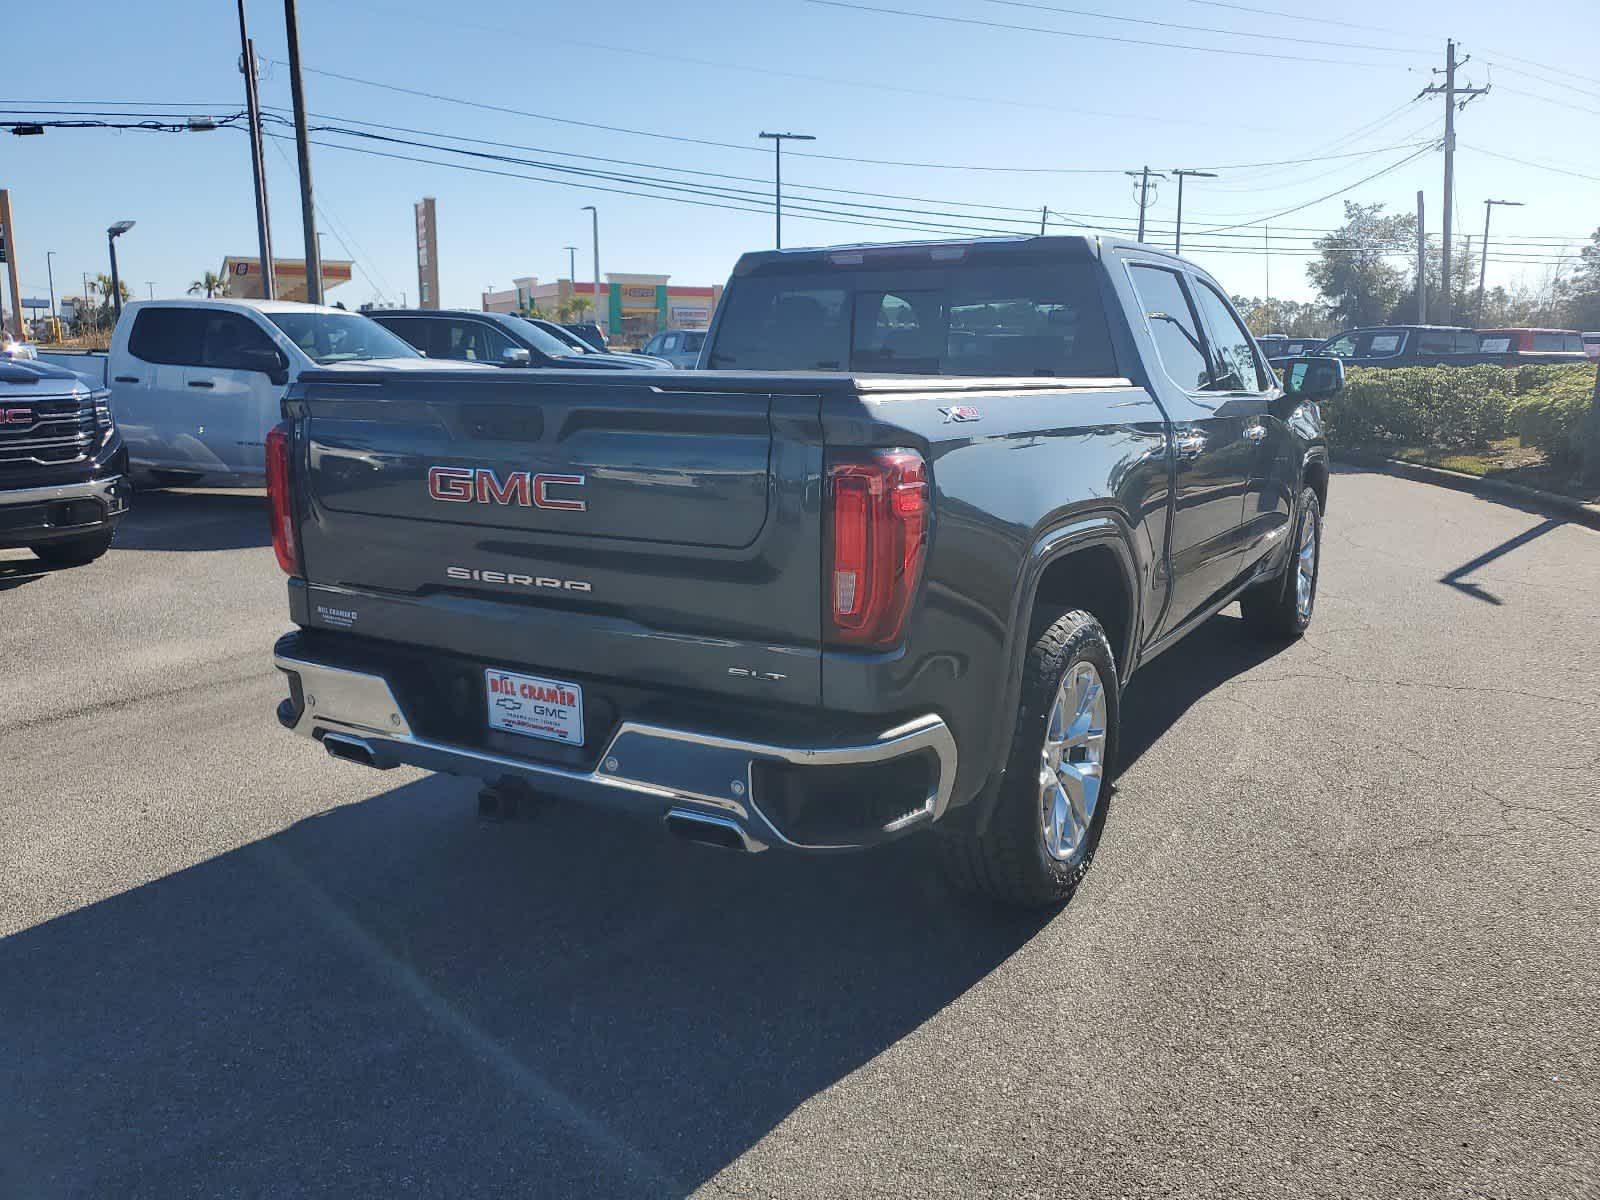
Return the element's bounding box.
[1231,295,1336,338]
[1563,226,1600,332]
[1306,201,1412,327]
[188,270,228,299]
[1387,238,1476,325]
[556,295,593,324]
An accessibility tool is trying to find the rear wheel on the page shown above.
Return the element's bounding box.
[1240,485,1321,639]
[938,609,1118,908]
[32,530,114,568]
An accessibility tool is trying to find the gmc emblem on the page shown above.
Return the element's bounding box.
[427,465,587,512]
[0,408,35,426]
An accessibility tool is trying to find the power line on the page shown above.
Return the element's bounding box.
[330,0,1292,136]
[1192,144,1437,233]
[1493,83,1600,119]
[984,0,1423,53]
[1462,144,1600,183]
[1182,0,1415,36]
[802,0,1404,65]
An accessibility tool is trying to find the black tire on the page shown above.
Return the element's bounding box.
[938,609,1119,909]
[1240,485,1321,640]
[32,530,114,568]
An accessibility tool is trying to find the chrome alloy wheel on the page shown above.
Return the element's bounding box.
[1295,503,1319,621]
[1039,661,1108,863]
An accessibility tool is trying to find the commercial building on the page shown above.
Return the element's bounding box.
[221,257,353,303]
[482,274,721,346]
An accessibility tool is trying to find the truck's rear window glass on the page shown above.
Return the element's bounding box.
[708,263,1117,377]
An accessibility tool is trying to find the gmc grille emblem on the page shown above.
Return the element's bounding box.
[1,408,35,426]
[427,466,586,511]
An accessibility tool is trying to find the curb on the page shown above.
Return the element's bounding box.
[1335,453,1600,531]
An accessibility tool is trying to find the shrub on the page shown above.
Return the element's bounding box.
[1324,365,1517,449]
[1508,366,1597,464]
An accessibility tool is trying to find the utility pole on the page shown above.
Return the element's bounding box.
[563,245,576,284]
[0,190,22,339]
[1263,226,1271,303]
[237,0,275,299]
[1124,167,1166,243]
[46,250,56,321]
[1477,198,1523,320]
[759,131,815,250]
[581,206,600,332]
[1171,169,1217,255]
[1421,39,1488,324]
[284,0,322,304]
[1416,191,1427,324]
[1040,206,1048,235]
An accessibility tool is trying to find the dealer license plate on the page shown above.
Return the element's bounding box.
[484,668,584,746]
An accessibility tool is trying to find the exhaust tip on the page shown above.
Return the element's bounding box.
[322,733,377,768]
[664,808,765,853]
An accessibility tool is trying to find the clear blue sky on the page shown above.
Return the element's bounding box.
[4,0,1595,311]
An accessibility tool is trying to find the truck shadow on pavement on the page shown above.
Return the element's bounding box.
[113,488,270,553]
[1117,611,1291,773]
[0,780,1052,1197]
[0,612,1284,1197]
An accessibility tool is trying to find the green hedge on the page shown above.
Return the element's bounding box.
[1323,363,1596,458]
[1508,366,1597,464]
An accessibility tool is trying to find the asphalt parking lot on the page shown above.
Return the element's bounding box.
[2,470,1596,1198]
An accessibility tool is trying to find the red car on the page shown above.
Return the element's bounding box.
[1475,328,1590,364]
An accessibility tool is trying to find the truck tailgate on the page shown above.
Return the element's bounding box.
[287,370,823,708]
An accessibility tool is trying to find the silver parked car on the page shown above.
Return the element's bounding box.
[641,329,707,369]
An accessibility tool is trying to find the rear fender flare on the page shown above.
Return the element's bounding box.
[967,512,1140,828]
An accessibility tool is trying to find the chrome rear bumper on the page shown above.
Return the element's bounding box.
[273,645,957,852]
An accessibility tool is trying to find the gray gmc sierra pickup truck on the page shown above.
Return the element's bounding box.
[270,234,1342,907]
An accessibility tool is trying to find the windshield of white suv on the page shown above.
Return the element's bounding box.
[265,312,421,364]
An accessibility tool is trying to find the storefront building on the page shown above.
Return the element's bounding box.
[481,274,721,347]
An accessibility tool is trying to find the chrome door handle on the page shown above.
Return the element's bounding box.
[1175,431,1207,460]
[1245,423,1267,445]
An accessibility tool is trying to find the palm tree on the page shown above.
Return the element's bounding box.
[188,270,227,299]
[556,296,593,323]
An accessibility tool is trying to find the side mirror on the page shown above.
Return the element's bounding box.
[500,347,532,368]
[237,346,290,386]
[1279,355,1343,399]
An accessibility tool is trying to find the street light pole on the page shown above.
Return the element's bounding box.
[284,0,322,304]
[1476,198,1523,321]
[1171,169,1217,256]
[106,220,135,319]
[581,206,600,333]
[563,245,576,285]
[759,131,815,249]
[46,250,56,320]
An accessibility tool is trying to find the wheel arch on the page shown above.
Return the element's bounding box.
[956,512,1141,834]
[1303,450,1329,512]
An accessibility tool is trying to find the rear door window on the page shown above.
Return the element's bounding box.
[1533,332,1582,352]
[1127,265,1211,391]
[442,319,516,363]
[127,307,208,366]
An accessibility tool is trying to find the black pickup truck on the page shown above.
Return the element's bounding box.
[270,235,1341,907]
[0,359,130,566]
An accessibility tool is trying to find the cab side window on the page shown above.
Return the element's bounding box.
[1190,280,1269,392]
[127,307,208,366]
[1128,265,1211,392]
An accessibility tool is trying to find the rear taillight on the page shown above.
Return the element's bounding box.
[827,449,928,648]
[266,420,298,575]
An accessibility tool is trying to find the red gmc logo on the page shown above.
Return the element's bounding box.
[1,408,35,426]
[427,466,586,512]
